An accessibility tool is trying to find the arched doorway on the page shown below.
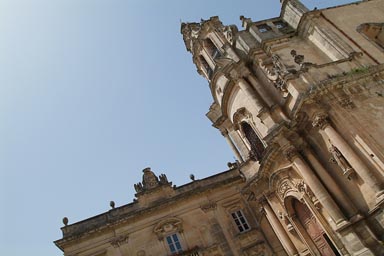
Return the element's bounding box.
[293,199,340,256]
[240,122,265,161]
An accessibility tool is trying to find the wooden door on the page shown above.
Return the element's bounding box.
[294,200,339,256]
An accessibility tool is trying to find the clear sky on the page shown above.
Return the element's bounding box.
[0,0,356,255]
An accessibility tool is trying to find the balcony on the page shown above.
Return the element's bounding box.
[170,246,200,256]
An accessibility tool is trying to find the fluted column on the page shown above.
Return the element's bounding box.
[260,197,298,255]
[221,129,244,163]
[237,78,265,113]
[312,114,384,202]
[284,146,348,227]
[303,147,358,217]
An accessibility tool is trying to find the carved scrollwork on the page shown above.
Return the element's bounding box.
[339,97,355,109]
[110,235,129,248]
[312,114,329,130]
[154,217,183,240]
[244,242,267,256]
[200,201,217,212]
[134,168,171,193]
[283,146,299,162]
[278,180,292,199]
[258,54,292,95]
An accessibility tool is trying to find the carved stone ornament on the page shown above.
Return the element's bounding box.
[329,144,356,180]
[134,168,171,193]
[110,235,129,248]
[339,97,355,109]
[277,180,293,200]
[296,180,317,204]
[200,201,217,212]
[258,54,291,95]
[283,146,299,162]
[290,49,314,71]
[154,217,183,240]
[223,25,237,44]
[233,107,253,130]
[312,114,329,130]
[244,242,267,256]
[136,250,146,256]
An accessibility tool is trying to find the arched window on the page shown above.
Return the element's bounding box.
[205,39,221,59]
[199,55,213,79]
[357,23,384,50]
[240,122,265,161]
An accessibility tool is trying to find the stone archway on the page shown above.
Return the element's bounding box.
[293,199,340,256]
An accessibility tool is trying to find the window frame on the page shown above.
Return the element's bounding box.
[165,233,183,254]
[231,210,251,233]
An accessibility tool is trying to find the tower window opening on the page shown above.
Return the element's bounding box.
[257,24,272,33]
[357,23,384,50]
[273,21,287,29]
[205,39,222,59]
[241,122,265,161]
[199,56,213,79]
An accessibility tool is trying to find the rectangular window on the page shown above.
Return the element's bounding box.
[231,210,250,233]
[273,21,287,29]
[166,233,183,254]
[257,24,271,33]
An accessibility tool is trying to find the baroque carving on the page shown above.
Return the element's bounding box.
[290,49,314,71]
[223,25,237,44]
[110,235,129,248]
[329,144,356,180]
[258,54,294,96]
[154,217,183,240]
[312,114,329,130]
[283,146,299,162]
[244,242,267,256]
[278,180,292,199]
[338,97,355,109]
[134,168,171,193]
[200,201,217,212]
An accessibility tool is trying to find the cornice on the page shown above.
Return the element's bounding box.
[55,170,244,247]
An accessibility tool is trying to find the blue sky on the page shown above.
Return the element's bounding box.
[0,0,355,255]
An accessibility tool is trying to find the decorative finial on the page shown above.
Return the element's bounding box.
[62,217,68,226]
[110,201,115,209]
[190,174,195,181]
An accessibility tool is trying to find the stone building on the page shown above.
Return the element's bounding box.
[55,0,384,255]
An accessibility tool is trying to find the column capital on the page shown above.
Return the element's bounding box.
[284,145,299,162]
[312,114,329,130]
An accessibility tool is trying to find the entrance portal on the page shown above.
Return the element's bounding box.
[293,200,340,256]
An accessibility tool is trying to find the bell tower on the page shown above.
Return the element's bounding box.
[182,1,384,254]
[181,14,292,168]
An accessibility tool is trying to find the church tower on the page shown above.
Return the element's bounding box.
[182,0,384,255]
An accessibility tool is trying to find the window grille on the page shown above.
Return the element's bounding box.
[231,210,250,233]
[166,233,183,254]
[241,122,265,161]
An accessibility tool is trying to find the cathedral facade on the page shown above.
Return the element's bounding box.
[55,1,384,255]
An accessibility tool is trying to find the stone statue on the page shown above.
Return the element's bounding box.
[329,144,355,179]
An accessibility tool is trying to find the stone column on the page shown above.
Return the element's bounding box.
[230,129,250,160]
[237,78,265,113]
[260,197,298,255]
[246,74,274,107]
[221,129,244,163]
[303,147,358,217]
[284,146,348,227]
[312,114,384,202]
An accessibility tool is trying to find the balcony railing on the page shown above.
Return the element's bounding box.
[170,246,200,256]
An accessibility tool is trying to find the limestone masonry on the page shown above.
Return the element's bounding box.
[55,1,384,255]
